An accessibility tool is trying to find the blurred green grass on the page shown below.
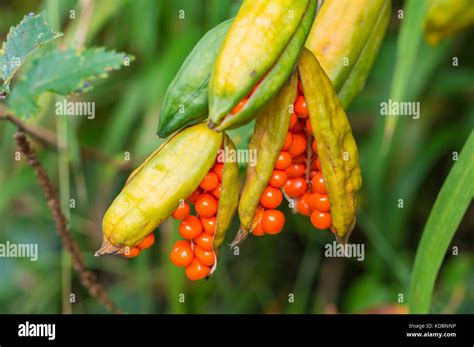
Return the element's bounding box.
[0,0,472,314]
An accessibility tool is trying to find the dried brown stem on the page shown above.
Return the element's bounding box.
[14,131,122,314]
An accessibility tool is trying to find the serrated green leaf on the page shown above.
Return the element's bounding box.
[0,12,62,93]
[7,47,129,118]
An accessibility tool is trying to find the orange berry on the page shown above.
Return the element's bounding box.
[137,233,155,250]
[292,153,307,164]
[194,232,213,251]
[213,163,224,181]
[195,193,218,218]
[172,201,190,220]
[252,222,265,236]
[230,97,248,115]
[306,118,313,134]
[309,192,331,212]
[286,163,306,178]
[123,246,141,258]
[194,246,215,266]
[295,95,308,118]
[185,258,210,281]
[316,157,321,170]
[288,133,307,157]
[269,170,288,188]
[310,158,318,170]
[289,113,298,130]
[200,171,219,191]
[284,177,308,198]
[211,185,221,199]
[312,139,317,152]
[188,188,202,204]
[170,240,193,267]
[261,210,285,235]
[310,170,317,179]
[260,186,283,209]
[275,151,292,170]
[282,132,293,151]
[178,215,203,239]
[310,211,332,230]
[311,171,327,194]
[201,216,217,235]
[292,119,304,132]
[296,192,312,216]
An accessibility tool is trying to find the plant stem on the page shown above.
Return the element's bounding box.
[57,114,72,314]
[13,131,122,313]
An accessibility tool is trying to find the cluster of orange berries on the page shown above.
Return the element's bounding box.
[252,80,332,237]
[169,160,224,280]
[123,81,333,271]
[290,81,332,230]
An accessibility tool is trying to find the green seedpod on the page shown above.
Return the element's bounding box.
[208,0,316,131]
[97,123,223,255]
[305,0,391,108]
[157,19,232,138]
[231,73,298,246]
[298,48,362,242]
[211,134,240,274]
[424,0,474,45]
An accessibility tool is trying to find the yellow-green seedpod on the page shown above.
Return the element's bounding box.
[424,0,474,45]
[211,135,240,273]
[209,0,316,130]
[97,123,223,255]
[232,73,298,245]
[298,48,362,242]
[305,0,391,108]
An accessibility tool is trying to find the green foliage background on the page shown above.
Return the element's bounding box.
[0,0,472,314]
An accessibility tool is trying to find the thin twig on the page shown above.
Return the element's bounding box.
[14,131,122,314]
[0,109,134,171]
[0,112,57,148]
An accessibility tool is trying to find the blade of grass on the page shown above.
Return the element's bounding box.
[365,1,430,226]
[67,117,88,204]
[205,0,234,27]
[46,0,72,315]
[365,18,451,241]
[86,0,126,44]
[285,236,321,313]
[382,0,429,152]
[387,124,466,244]
[129,0,160,60]
[357,211,411,286]
[57,112,72,314]
[409,131,474,313]
[405,39,451,99]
